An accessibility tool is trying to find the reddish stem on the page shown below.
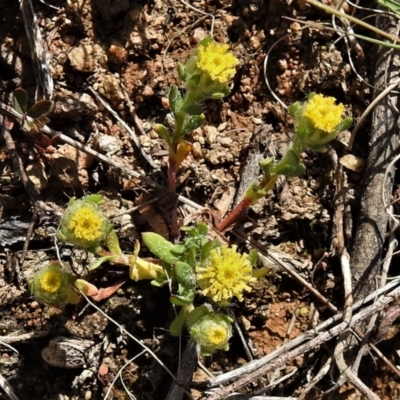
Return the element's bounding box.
[168,156,179,238]
[216,196,253,232]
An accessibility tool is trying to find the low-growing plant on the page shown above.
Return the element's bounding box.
[29,39,353,356]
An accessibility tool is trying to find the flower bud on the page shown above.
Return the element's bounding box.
[182,38,239,101]
[187,306,233,355]
[58,195,111,250]
[289,93,352,152]
[29,262,80,305]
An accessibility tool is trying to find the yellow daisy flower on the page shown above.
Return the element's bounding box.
[196,41,239,84]
[196,245,255,302]
[303,94,345,133]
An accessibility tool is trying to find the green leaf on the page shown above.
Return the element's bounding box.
[142,232,180,265]
[171,244,186,255]
[89,255,116,270]
[170,261,196,305]
[248,249,258,266]
[199,37,213,47]
[200,239,220,261]
[27,100,53,119]
[170,305,191,336]
[181,103,203,115]
[197,222,208,236]
[86,194,104,204]
[211,90,229,100]
[181,114,205,137]
[105,229,123,256]
[287,101,302,120]
[338,116,353,132]
[186,74,201,89]
[13,88,28,114]
[155,123,172,145]
[169,85,183,113]
[177,63,187,82]
[185,305,209,329]
[259,157,275,177]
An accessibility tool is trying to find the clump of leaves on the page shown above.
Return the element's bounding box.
[12,88,53,133]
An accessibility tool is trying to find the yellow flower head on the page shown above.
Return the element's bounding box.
[303,94,345,133]
[188,310,232,355]
[196,41,239,84]
[29,262,80,305]
[40,269,63,293]
[206,324,229,346]
[58,196,109,249]
[68,206,104,243]
[196,245,256,302]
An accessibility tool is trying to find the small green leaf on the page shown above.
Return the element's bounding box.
[170,305,191,337]
[155,123,172,145]
[181,103,203,115]
[27,100,53,119]
[197,222,208,236]
[171,244,186,255]
[181,114,205,137]
[105,229,123,256]
[13,88,28,114]
[89,255,116,270]
[142,232,180,265]
[169,85,183,113]
[185,305,209,329]
[199,37,213,47]
[200,239,220,261]
[85,194,104,204]
[177,63,187,82]
[211,90,228,100]
[172,261,196,305]
[338,116,353,132]
[248,249,258,266]
[186,74,201,89]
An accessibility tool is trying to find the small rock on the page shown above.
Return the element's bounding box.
[94,134,120,154]
[192,141,202,158]
[339,154,365,173]
[68,44,107,72]
[220,137,233,147]
[94,73,124,106]
[50,144,94,188]
[107,40,127,64]
[205,126,218,145]
[52,90,98,121]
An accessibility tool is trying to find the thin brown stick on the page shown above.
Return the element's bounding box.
[205,281,400,400]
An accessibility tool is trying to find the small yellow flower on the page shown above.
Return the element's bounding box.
[68,206,104,243]
[188,309,233,355]
[58,196,110,249]
[40,270,63,293]
[196,41,239,84]
[29,262,80,305]
[196,245,256,302]
[303,94,345,133]
[206,324,229,346]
